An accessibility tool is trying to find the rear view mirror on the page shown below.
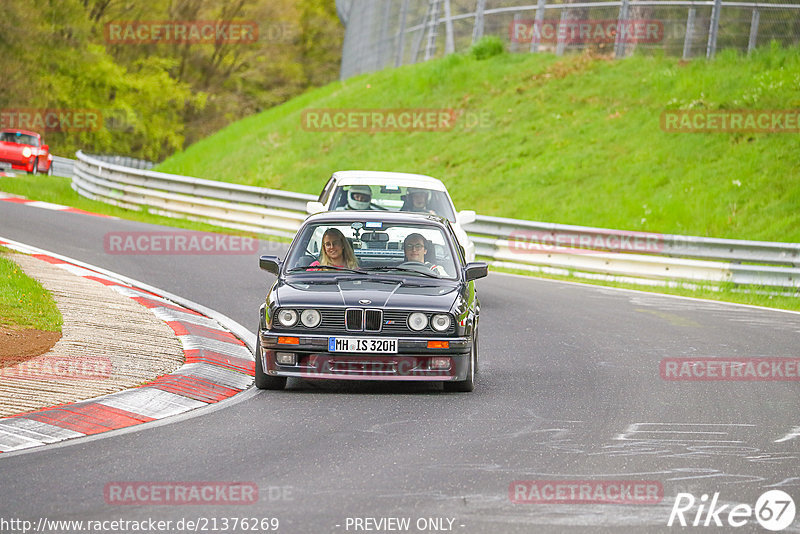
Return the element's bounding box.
[259,255,282,275]
[464,262,488,281]
[306,201,325,214]
[457,210,477,226]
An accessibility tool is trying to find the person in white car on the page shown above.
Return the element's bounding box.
[344,185,373,210]
[401,187,436,215]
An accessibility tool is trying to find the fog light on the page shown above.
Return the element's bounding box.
[430,357,451,369]
[276,352,297,365]
[427,341,449,349]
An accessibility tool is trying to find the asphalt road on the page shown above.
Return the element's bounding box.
[1,201,799,533]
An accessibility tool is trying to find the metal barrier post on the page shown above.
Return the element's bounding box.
[615,0,631,59]
[683,7,696,59]
[395,0,409,67]
[707,0,723,58]
[472,0,486,44]
[444,0,455,54]
[555,9,568,56]
[748,9,760,54]
[530,0,547,53]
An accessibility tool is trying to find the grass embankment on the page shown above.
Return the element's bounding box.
[156,43,800,243]
[1,44,797,310]
[0,247,62,331]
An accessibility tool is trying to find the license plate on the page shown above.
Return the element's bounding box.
[0,162,11,171]
[328,337,397,353]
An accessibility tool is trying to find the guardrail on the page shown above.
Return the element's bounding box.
[50,156,76,178]
[71,151,800,291]
[73,151,310,239]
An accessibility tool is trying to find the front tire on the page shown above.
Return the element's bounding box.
[29,157,39,175]
[444,331,476,392]
[254,335,286,390]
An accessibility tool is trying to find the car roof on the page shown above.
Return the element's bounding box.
[304,210,449,227]
[331,170,448,192]
[0,129,40,137]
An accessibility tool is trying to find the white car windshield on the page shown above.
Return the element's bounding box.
[286,221,458,279]
[329,185,457,222]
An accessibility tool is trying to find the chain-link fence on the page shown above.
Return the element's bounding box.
[336,0,800,79]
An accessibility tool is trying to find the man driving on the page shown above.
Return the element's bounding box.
[403,233,447,276]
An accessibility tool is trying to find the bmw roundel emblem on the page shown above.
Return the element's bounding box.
[359,299,371,305]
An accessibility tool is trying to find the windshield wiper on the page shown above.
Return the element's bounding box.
[287,265,364,274]
[364,266,440,278]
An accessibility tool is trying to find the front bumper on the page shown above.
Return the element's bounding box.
[259,332,472,381]
[0,158,32,172]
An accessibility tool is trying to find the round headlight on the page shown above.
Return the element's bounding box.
[277,309,298,327]
[300,309,321,328]
[408,312,428,331]
[431,314,452,332]
[22,147,32,158]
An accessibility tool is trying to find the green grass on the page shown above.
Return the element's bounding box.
[0,249,63,331]
[156,42,800,243]
[1,44,797,313]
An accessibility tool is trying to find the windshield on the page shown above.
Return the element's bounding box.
[0,132,39,146]
[329,185,457,222]
[286,221,458,279]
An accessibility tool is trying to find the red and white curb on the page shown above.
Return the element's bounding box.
[0,191,112,218]
[0,237,254,454]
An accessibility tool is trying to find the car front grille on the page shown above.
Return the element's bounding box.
[345,309,382,331]
[273,309,455,336]
[345,309,363,330]
[365,310,382,331]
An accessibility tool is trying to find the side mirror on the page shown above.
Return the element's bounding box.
[464,262,488,281]
[259,255,282,275]
[457,210,476,226]
[306,201,325,214]
[41,144,49,152]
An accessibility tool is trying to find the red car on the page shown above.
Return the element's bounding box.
[0,129,53,175]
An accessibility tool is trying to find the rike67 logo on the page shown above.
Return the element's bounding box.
[668,490,796,531]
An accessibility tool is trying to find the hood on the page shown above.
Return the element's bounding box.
[275,277,460,312]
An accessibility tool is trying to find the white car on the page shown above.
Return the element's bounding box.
[306,171,477,262]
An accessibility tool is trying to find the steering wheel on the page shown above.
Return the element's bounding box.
[398,261,437,274]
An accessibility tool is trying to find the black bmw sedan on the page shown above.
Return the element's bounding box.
[256,211,488,392]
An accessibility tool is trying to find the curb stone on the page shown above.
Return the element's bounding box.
[0,237,254,454]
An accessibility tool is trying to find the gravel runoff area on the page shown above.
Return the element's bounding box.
[0,252,185,417]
